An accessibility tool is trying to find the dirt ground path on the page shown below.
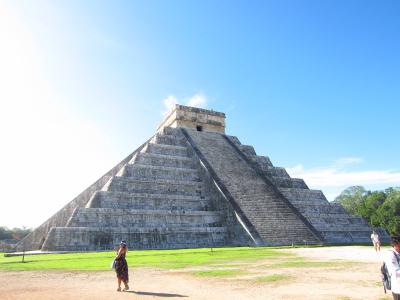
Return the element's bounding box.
[0,246,391,300]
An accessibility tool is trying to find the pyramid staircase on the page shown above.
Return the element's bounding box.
[182,129,322,246]
[226,136,377,244]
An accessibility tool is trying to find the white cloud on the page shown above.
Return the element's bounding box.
[162,95,179,115]
[333,157,364,168]
[162,92,208,115]
[186,93,208,108]
[286,158,400,201]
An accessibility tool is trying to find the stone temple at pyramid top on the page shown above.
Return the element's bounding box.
[157,104,226,134]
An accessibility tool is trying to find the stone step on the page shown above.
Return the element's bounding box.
[278,188,371,231]
[280,188,365,225]
[321,231,372,244]
[87,191,209,210]
[329,203,348,214]
[134,152,196,169]
[68,208,223,228]
[67,225,228,234]
[143,142,189,157]
[161,126,182,136]
[233,193,293,209]
[260,232,319,245]
[120,164,200,181]
[300,209,366,224]
[305,213,368,222]
[42,226,229,251]
[151,133,186,146]
[107,176,204,196]
[228,192,321,241]
[238,145,257,156]
[251,156,274,169]
[76,208,221,218]
[226,138,281,172]
[225,135,241,145]
[256,223,320,233]
[287,201,340,210]
[279,188,331,210]
[313,224,371,232]
[309,218,370,229]
[287,204,348,214]
[263,167,290,178]
[90,190,204,203]
[279,188,328,202]
[272,177,309,189]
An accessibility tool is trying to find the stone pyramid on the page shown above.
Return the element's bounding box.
[16,105,386,251]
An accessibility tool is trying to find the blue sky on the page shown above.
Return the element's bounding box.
[0,0,399,228]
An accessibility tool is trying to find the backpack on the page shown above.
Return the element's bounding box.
[381,250,400,293]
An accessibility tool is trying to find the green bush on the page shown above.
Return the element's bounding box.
[335,186,400,235]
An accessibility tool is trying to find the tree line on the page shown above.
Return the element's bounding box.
[0,226,32,241]
[334,186,400,235]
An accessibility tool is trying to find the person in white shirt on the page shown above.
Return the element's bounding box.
[385,236,400,300]
[371,230,381,252]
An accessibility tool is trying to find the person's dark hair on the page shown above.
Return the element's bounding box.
[120,240,127,248]
[391,236,400,246]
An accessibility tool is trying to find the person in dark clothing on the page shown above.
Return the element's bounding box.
[115,240,129,292]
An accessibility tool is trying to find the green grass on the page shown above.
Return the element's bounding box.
[0,247,294,271]
[254,274,291,283]
[193,269,244,277]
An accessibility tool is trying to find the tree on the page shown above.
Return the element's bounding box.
[0,227,12,240]
[334,186,368,215]
[334,186,400,235]
[360,191,386,226]
[11,227,32,240]
[0,226,32,241]
[375,189,400,235]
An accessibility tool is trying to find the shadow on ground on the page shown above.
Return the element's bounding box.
[127,290,188,297]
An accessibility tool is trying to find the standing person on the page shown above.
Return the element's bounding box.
[115,240,129,292]
[371,230,381,252]
[385,236,400,300]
